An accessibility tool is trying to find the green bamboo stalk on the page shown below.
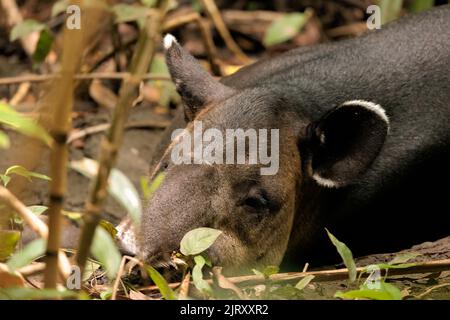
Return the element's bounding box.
[75,0,171,278]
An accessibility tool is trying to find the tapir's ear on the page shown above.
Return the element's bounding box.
[163,34,234,121]
[301,100,389,188]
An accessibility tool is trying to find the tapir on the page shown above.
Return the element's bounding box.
[120,6,450,274]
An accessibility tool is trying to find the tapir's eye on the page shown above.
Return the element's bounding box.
[242,189,269,213]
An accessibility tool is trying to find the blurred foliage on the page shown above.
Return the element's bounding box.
[264,12,308,46]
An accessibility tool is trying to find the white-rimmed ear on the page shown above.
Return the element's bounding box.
[301,100,389,188]
[163,34,234,121]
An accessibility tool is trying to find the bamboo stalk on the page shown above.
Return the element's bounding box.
[43,0,91,289]
[75,0,171,278]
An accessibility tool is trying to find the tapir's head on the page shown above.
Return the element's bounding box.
[139,35,389,274]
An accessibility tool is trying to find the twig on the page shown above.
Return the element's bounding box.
[164,11,221,76]
[67,120,171,144]
[9,82,30,106]
[201,0,251,64]
[75,0,171,279]
[416,282,450,299]
[178,272,191,299]
[111,256,128,300]
[0,73,171,86]
[0,186,71,279]
[18,262,46,276]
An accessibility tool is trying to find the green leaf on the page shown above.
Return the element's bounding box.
[149,55,177,107]
[0,231,21,261]
[7,238,46,272]
[0,102,53,146]
[99,288,113,300]
[270,285,303,299]
[379,0,403,24]
[252,269,264,277]
[112,4,150,24]
[0,287,78,300]
[263,13,307,46]
[325,228,357,282]
[409,0,434,13]
[389,252,421,265]
[147,171,166,199]
[262,265,279,278]
[335,282,402,300]
[51,0,69,17]
[146,265,176,300]
[91,226,121,279]
[141,0,157,7]
[10,20,46,41]
[99,219,118,239]
[62,210,83,224]
[4,165,51,184]
[28,205,48,216]
[192,255,212,294]
[0,131,10,149]
[32,29,53,64]
[0,174,11,186]
[295,275,315,291]
[180,227,222,256]
[70,158,142,225]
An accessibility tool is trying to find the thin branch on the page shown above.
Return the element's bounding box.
[67,120,171,144]
[163,11,221,76]
[0,186,71,279]
[111,256,128,300]
[201,0,251,64]
[0,73,171,86]
[416,282,450,299]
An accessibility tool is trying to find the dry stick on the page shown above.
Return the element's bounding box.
[0,73,171,86]
[9,82,30,106]
[0,186,71,279]
[178,272,191,299]
[416,282,450,299]
[139,259,450,293]
[67,119,171,144]
[163,12,221,76]
[75,0,171,279]
[201,0,251,64]
[43,0,86,289]
[111,256,128,300]
[18,262,46,277]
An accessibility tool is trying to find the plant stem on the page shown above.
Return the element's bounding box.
[75,0,171,279]
[43,0,87,289]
